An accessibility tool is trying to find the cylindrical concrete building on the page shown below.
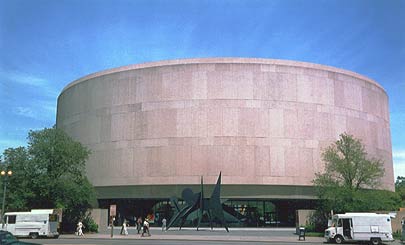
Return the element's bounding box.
[57,58,394,226]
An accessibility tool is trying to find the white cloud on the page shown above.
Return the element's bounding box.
[0,70,48,87]
[394,161,405,178]
[393,149,405,178]
[1,70,59,122]
[0,70,59,97]
[393,150,405,159]
[14,107,36,119]
[13,101,56,121]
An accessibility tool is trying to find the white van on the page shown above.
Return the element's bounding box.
[2,209,60,239]
[324,213,394,245]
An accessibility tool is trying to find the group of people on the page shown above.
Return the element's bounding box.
[75,216,168,237]
[124,216,167,236]
[123,217,147,236]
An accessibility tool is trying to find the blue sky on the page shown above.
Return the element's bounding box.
[0,0,404,179]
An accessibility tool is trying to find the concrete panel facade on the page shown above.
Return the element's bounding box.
[56,58,394,198]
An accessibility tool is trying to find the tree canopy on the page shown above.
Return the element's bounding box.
[395,176,405,206]
[1,127,96,231]
[313,133,399,214]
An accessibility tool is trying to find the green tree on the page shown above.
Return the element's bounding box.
[1,127,96,231]
[1,147,34,210]
[395,176,405,206]
[313,133,399,214]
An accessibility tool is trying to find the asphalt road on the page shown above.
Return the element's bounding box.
[16,228,403,245]
[19,238,324,245]
[18,228,323,244]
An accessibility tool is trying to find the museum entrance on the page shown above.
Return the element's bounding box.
[98,198,317,227]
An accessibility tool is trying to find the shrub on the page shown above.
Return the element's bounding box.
[393,230,402,240]
[83,216,98,233]
[308,210,329,232]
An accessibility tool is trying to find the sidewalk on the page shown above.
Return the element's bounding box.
[60,227,326,243]
[60,227,404,244]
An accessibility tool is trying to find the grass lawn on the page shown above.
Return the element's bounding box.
[304,232,324,237]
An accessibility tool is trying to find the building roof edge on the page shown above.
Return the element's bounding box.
[60,57,385,95]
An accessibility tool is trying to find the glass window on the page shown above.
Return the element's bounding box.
[7,215,16,224]
[49,214,58,222]
[331,218,338,227]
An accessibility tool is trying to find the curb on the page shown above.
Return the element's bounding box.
[59,234,324,243]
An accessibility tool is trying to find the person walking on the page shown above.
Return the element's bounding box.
[120,219,124,235]
[76,220,85,237]
[123,219,129,235]
[121,219,128,235]
[141,218,151,237]
[162,217,167,232]
[136,217,142,234]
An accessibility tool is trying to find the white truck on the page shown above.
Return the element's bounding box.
[324,213,394,245]
[2,209,60,239]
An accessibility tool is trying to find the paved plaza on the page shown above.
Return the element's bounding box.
[39,227,401,244]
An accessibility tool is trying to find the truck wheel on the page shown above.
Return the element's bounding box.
[29,232,39,239]
[370,238,381,245]
[334,235,344,244]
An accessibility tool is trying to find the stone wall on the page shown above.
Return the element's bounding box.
[57,58,394,198]
[89,208,108,232]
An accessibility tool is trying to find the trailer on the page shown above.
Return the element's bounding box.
[2,209,60,239]
[324,213,394,244]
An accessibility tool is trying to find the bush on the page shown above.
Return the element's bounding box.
[83,216,98,233]
[304,222,316,232]
[393,230,402,240]
[308,209,329,232]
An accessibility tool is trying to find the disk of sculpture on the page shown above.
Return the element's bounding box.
[166,172,229,232]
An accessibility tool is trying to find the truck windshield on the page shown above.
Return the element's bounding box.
[331,218,338,227]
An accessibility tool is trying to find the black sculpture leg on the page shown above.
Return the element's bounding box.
[198,175,204,231]
[212,209,229,232]
[212,207,229,232]
[220,216,229,232]
[166,206,189,231]
[197,209,203,231]
[208,172,229,232]
[224,221,229,232]
[179,216,187,230]
[207,210,213,230]
[178,205,198,230]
